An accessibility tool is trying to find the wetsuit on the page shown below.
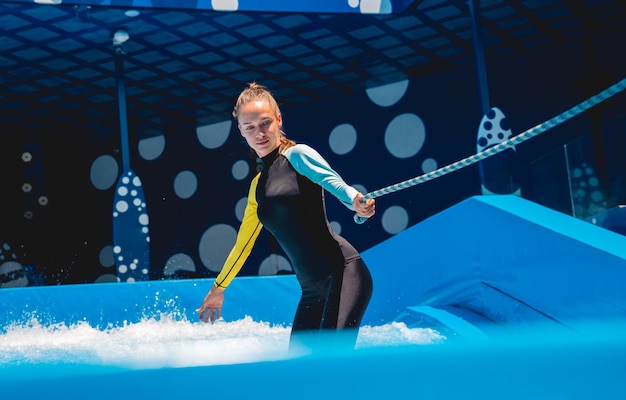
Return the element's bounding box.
[214,143,373,350]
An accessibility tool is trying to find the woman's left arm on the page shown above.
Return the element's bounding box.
[284,144,360,210]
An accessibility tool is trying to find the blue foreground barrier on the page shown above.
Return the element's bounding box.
[1,195,626,398]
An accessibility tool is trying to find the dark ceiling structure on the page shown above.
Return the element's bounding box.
[1,0,625,139]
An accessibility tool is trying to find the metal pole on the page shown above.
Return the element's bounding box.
[115,50,130,171]
[469,0,490,115]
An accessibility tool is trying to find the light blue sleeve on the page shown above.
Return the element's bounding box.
[283,144,358,210]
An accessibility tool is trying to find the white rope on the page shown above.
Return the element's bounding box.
[355,77,626,223]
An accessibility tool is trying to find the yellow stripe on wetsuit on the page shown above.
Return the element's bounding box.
[213,173,263,288]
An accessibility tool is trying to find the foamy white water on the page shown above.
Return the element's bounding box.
[0,315,445,368]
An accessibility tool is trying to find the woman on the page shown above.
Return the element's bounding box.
[197,83,375,352]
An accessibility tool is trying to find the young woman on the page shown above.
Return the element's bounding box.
[197,83,375,352]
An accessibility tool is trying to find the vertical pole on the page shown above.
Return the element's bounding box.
[115,51,130,171]
[469,0,490,115]
[112,43,151,282]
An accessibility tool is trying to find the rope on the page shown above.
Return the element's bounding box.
[355,77,626,224]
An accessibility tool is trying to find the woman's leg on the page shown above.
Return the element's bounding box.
[336,257,373,329]
[289,259,373,352]
[319,258,373,349]
[289,279,328,353]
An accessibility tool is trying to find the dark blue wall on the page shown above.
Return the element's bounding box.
[2,28,625,286]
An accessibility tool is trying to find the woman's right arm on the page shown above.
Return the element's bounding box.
[197,174,263,322]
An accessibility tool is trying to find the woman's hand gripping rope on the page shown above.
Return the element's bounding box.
[353,193,375,221]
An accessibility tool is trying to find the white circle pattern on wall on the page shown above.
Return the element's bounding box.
[366,80,409,107]
[381,205,409,235]
[199,224,237,272]
[422,158,438,174]
[384,113,426,159]
[258,254,292,276]
[235,197,247,222]
[90,154,119,191]
[197,120,232,149]
[138,135,165,161]
[174,170,198,200]
[329,123,357,155]
[164,253,196,276]
[232,159,250,180]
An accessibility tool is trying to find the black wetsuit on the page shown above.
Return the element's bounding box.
[214,144,373,350]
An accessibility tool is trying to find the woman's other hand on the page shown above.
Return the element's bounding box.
[196,285,225,323]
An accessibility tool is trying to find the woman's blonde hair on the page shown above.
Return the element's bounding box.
[233,82,295,154]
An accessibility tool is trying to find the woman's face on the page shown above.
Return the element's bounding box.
[237,100,283,158]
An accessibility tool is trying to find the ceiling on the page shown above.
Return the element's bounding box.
[1,0,625,139]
